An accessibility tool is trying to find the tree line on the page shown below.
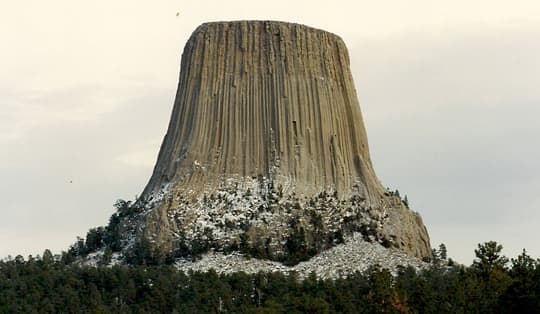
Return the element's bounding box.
[1,241,539,313]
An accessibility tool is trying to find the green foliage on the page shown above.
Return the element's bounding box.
[283,224,310,265]
[42,249,54,265]
[69,187,400,267]
[438,243,447,260]
[104,212,122,252]
[65,199,141,262]
[1,241,540,312]
[470,241,512,312]
[500,249,540,312]
[85,227,105,252]
[114,199,134,217]
[50,194,540,312]
[473,241,509,275]
[99,247,113,266]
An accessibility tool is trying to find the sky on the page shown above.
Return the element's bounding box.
[1,0,539,264]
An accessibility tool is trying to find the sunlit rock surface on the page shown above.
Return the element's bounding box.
[117,21,431,264]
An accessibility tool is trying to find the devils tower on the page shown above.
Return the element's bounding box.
[112,21,430,264]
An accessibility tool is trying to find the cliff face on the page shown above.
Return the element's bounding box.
[145,21,379,198]
[126,21,430,261]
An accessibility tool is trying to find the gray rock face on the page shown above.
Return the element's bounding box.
[123,21,431,262]
[145,20,377,198]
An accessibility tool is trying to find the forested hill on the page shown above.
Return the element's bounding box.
[1,241,539,313]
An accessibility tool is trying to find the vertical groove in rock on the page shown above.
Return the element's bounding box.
[135,21,431,260]
[144,21,379,198]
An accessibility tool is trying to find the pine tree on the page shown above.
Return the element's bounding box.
[42,249,54,265]
[473,241,508,275]
[439,243,447,260]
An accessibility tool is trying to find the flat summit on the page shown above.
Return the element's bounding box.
[110,21,431,265]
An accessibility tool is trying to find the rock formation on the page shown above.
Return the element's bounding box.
[117,21,430,263]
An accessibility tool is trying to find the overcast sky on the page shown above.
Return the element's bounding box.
[1,1,539,264]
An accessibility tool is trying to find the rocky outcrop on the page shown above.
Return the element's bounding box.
[144,20,379,198]
[80,233,428,279]
[173,233,429,280]
[119,21,431,263]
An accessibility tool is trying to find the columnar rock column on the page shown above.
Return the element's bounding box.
[130,21,430,261]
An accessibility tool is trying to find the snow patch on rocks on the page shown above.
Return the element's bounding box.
[175,233,427,279]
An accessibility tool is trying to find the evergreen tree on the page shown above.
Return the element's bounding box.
[501,249,540,311]
[472,241,511,312]
[85,227,105,252]
[403,195,409,207]
[473,241,508,275]
[42,249,54,265]
[3,238,540,312]
[439,243,447,260]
